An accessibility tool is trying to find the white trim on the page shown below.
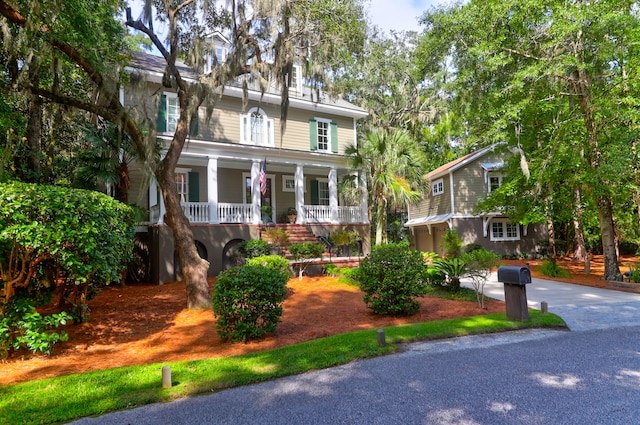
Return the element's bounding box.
[488,172,505,193]
[449,172,455,213]
[489,218,521,241]
[282,175,295,192]
[314,117,332,153]
[432,178,444,196]
[240,107,274,147]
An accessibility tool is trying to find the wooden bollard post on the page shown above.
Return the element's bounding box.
[162,366,172,388]
[541,301,548,314]
[377,329,386,347]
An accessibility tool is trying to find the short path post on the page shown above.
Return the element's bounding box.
[541,301,548,314]
[162,366,172,388]
[377,329,386,347]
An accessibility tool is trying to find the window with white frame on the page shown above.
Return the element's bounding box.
[432,178,444,196]
[490,219,520,241]
[317,178,330,205]
[240,107,274,146]
[316,119,330,152]
[290,65,302,92]
[488,173,504,192]
[175,169,190,202]
[282,175,295,192]
[157,92,179,134]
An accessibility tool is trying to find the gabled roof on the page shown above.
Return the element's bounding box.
[128,52,369,119]
[426,144,502,180]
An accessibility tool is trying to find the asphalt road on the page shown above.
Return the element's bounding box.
[71,327,640,425]
[70,275,640,425]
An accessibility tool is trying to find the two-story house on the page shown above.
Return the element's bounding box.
[405,144,547,257]
[124,40,369,284]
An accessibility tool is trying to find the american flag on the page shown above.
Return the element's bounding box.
[259,161,267,195]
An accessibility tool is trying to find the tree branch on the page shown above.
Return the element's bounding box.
[502,47,543,61]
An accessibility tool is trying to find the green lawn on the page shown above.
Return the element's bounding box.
[0,310,565,425]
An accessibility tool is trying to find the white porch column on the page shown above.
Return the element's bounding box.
[207,157,219,224]
[251,160,262,224]
[295,164,304,224]
[359,171,368,224]
[329,168,338,223]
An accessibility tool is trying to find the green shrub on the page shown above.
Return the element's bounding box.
[262,228,289,253]
[245,255,291,281]
[463,243,484,253]
[433,258,467,291]
[441,229,463,258]
[539,260,571,278]
[357,243,427,316]
[461,249,501,308]
[289,242,325,279]
[337,267,360,286]
[212,265,288,342]
[240,239,271,259]
[0,181,135,321]
[0,297,72,358]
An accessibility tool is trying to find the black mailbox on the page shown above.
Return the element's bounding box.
[497,266,531,285]
[497,266,531,321]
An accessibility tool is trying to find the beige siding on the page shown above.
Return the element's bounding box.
[128,161,150,210]
[218,168,246,204]
[451,152,506,215]
[409,175,452,219]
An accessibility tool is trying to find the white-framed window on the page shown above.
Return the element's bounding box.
[317,178,329,205]
[432,178,444,196]
[488,173,504,192]
[490,219,520,241]
[240,107,274,146]
[282,175,295,192]
[290,64,302,92]
[316,118,331,152]
[175,168,191,202]
[157,92,180,134]
[216,47,227,64]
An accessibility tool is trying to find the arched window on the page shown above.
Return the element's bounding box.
[240,107,274,146]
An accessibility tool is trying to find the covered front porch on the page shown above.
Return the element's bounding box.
[147,156,368,226]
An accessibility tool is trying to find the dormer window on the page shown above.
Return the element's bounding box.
[290,64,302,92]
[488,173,504,192]
[432,178,444,196]
[240,107,274,146]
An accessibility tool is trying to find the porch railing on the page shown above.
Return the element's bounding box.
[218,202,252,224]
[182,202,210,223]
[149,202,366,225]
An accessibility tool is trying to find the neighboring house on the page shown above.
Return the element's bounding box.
[405,144,547,257]
[124,36,369,284]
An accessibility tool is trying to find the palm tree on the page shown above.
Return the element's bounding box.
[344,129,427,245]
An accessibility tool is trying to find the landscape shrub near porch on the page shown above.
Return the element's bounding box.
[357,243,428,315]
[0,182,135,355]
[212,265,288,342]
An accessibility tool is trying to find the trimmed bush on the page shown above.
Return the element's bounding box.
[240,239,271,259]
[539,260,571,278]
[212,265,288,342]
[245,255,291,281]
[357,243,428,316]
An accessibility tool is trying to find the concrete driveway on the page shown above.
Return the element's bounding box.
[465,272,640,331]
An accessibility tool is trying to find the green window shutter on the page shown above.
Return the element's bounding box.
[157,94,167,133]
[310,179,319,205]
[330,122,338,153]
[188,172,199,202]
[190,108,199,136]
[309,119,317,151]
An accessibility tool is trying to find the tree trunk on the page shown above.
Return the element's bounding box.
[597,195,622,281]
[158,109,211,309]
[25,68,42,179]
[573,187,587,262]
[544,193,557,259]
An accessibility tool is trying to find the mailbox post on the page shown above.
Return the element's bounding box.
[497,266,532,321]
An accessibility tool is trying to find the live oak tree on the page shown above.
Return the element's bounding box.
[0,0,366,308]
[417,0,640,280]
